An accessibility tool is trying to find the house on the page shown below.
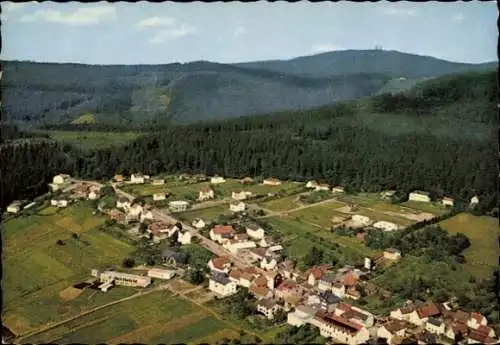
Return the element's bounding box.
[198,187,215,201]
[140,210,154,223]
[261,256,279,270]
[88,190,100,200]
[209,272,238,297]
[116,197,131,211]
[161,249,188,267]
[312,310,370,345]
[334,303,375,327]
[351,215,372,227]
[373,221,399,232]
[210,175,226,184]
[381,190,397,199]
[127,204,143,221]
[229,200,245,212]
[229,267,259,288]
[425,317,446,335]
[467,312,488,330]
[307,264,333,287]
[467,330,497,344]
[390,304,420,322]
[441,197,455,207]
[6,201,21,214]
[152,179,165,185]
[346,287,362,300]
[114,174,124,182]
[208,256,232,274]
[475,325,496,338]
[383,248,402,261]
[318,291,340,312]
[415,330,438,345]
[245,223,265,240]
[149,221,172,235]
[377,320,411,344]
[239,177,253,184]
[263,178,281,186]
[232,190,253,201]
[287,305,316,326]
[332,282,346,298]
[342,271,359,287]
[153,193,166,201]
[332,186,345,194]
[51,199,68,208]
[192,218,206,229]
[264,270,283,290]
[410,303,441,326]
[445,321,469,340]
[275,279,301,300]
[210,225,235,243]
[315,183,330,191]
[258,236,275,248]
[177,230,192,245]
[168,200,189,212]
[470,195,479,206]
[250,283,273,300]
[409,191,431,203]
[147,268,176,280]
[53,174,70,185]
[306,180,319,189]
[318,272,336,292]
[257,298,283,320]
[131,173,146,184]
[278,260,299,281]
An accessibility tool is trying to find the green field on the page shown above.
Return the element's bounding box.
[2,202,135,335]
[33,131,143,151]
[400,200,449,216]
[176,204,231,223]
[259,194,303,211]
[289,204,348,228]
[439,213,499,278]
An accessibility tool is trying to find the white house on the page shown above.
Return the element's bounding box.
[332,186,345,194]
[245,223,265,240]
[373,221,399,232]
[223,238,257,253]
[261,256,278,270]
[51,199,68,208]
[198,187,215,201]
[192,218,206,229]
[425,318,446,335]
[153,193,166,201]
[306,180,319,189]
[263,178,281,186]
[53,174,70,185]
[116,197,131,211]
[147,268,176,280]
[409,191,431,203]
[257,298,282,320]
[177,230,192,245]
[352,215,372,227]
[210,176,226,184]
[6,201,21,214]
[209,273,238,297]
[168,200,189,212]
[467,313,488,330]
[208,256,232,274]
[232,190,253,201]
[229,201,246,212]
[131,173,146,184]
[332,282,346,298]
[441,197,455,207]
[128,204,143,218]
[210,225,235,243]
[470,195,479,206]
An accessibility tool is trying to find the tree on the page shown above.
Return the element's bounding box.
[186,269,204,285]
[71,232,79,239]
[56,239,64,246]
[122,257,135,268]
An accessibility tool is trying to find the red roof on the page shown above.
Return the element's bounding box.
[254,275,268,287]
[477,325,494,336]
[417,303,441,319]
[451,321,468,335]
[307,264,332,280]
[277,280,297,291]
[337,302,352,312]
[314,311,363,333]
[210,256,231,270]
[343,272,358,287]
[212,225,234,235]
[471,312,486,323]
[250,284,270,297]
[469,330,497,344]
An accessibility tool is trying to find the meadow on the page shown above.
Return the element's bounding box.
[439,213,499,278]
[176,204,231,223]
[400,200,449,216]
[259,194,304,211]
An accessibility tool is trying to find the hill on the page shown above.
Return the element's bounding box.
[2,50,495,128]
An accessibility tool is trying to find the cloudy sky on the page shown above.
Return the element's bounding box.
[1,1,497,65]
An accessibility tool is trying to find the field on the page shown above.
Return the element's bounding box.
[439,213,499,278]
[259,194,304,211]
[2,202,135,335]
[400,200,449,216]
[33,130,143,151]
[176,204,231,223]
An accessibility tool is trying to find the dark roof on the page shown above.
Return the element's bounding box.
[161,249,188,264]
[320,272,336,283]
[319,291,340,304]
[211,272,231,285]
[427,317,442,327]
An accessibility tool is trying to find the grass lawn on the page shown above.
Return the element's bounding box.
[289,204,348,228]
[148,315,227,344]
[439,213,499,278]
[400,200,449,216]
[176,204,231,223]
[259,194,303,212]
[33,130,143,151]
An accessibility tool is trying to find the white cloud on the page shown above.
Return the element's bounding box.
[233,26,247,38]
[452,13,465,23]
[311,44,346,54]
[136,16,176,28]
[149,23,197,43]
[380,6,418,17]
[19,5,116,25]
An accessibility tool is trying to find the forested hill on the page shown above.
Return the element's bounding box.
[4,69,495,215]
[3,50,495,128]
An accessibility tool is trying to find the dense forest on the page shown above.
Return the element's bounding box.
[1,70,497,215]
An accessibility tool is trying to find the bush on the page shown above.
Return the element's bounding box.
[122,257,135,268]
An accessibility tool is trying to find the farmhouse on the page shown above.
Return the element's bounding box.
[53,174,70,185]
[229,200,246,212]
[131,173,146,184]
[373,221,399,232]
[441,196,455,207]
[210,175,226,184]
[177,230,192,245]
[51,199,68,208]
[198,187,215,201]
[153,192,166,201]
[209,272,238,297]
[147,268,176,280]
[315,183,330,191]
[152,179,165,185]
[312,310,370,345]
[332,186,345,194]
[383,248,402,261]
[6,201,22,214]
[409,191,431,203]
[116,197,131,210]
[97,270,151,288]
[257,298,283,320]
[232,190,253,200]
[470,195,479,206]
[245,222,265,240]
[168,200,189,212]
[192,218,206,229]
[263,178,282,186]
[210,225,235,243]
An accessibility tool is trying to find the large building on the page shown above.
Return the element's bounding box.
[169,200,189,212]
[409,191,431,203]
[96,270,151,288]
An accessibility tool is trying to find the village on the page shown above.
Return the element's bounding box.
[4,172,495,345]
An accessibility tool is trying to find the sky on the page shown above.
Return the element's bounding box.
[1,1,497,65]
